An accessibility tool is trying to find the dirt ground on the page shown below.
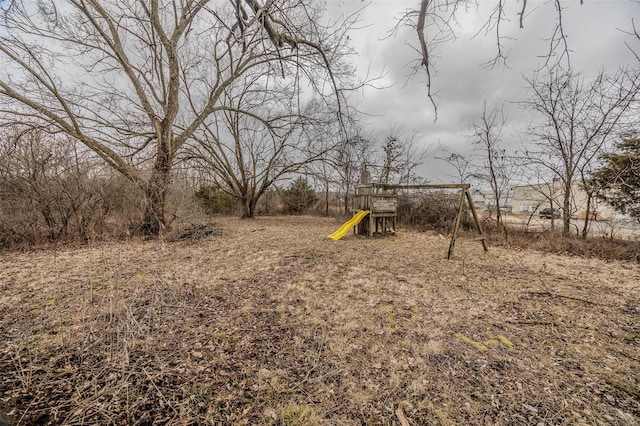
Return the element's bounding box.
[1,216,639,425]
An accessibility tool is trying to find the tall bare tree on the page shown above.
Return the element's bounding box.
[184,79,337,218]
[0,0,354,235]
[521,68,639,235]
[333,134,373,214]
[472,101,518,234]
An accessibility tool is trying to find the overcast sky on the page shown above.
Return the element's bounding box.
[323,0,640,183]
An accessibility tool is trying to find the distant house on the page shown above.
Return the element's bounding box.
[511,180,615,219]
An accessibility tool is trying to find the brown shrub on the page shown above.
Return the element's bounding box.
[397,191,473,232]
[0,130,203,248]
[486,224,640,263]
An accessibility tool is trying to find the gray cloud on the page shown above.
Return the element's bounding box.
[326,0,640,181]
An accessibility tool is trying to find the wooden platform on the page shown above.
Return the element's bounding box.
[353,184,397,237]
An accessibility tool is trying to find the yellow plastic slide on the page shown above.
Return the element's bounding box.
[328,210,370,241]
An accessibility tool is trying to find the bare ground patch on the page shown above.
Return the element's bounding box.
[1,216,639,425]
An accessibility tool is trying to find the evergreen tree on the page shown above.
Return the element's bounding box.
[591,137,640,221]
[281,178,317,215]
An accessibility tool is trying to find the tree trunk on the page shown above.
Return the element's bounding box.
[563,183,571,235]
[325,180,330,217]
[581,192,593,239]
[141,142,172,236]
[343,188,351,215]
[494,200,507,237]
[241,198,257,218]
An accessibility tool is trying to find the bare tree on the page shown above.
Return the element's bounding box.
[380,135,401,185]
[184,80,336,218]
[0,0,354,235]
[577,160,602,238]
[378,128,428,185]
[472,101,518,234]
[438,150,477,184]
[315,159,333,216]
[521,68,640,235]
[623,17,640,62]
[326,133,373,214]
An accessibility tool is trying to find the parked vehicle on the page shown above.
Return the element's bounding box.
[539,208,560,219]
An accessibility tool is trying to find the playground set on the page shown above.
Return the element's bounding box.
[328,181,488,259]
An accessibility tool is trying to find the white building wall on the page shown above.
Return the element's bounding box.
[511,182,616,219]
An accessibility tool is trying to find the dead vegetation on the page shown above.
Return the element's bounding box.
[1,216,639,425]
[486,224,640,264]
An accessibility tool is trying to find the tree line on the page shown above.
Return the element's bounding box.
[1,0,639,246]
[453,68,640,238]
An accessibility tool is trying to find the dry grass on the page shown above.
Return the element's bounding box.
[1,216,639,425]
[487,226,640,264]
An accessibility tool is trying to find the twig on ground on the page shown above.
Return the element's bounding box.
[290,326,325,391]
[396,406,410,426]
[142,367,179,416]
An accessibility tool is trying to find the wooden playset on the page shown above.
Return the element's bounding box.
[328,176,488,259]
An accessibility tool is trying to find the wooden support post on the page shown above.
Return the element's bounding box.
[447,188,489,259]
[447,188,466,259]
[350,182,484,258]
[368,212,373,237]
[466,189,488,253]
